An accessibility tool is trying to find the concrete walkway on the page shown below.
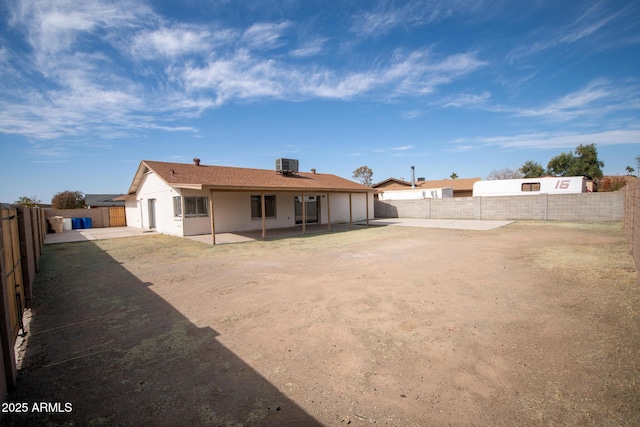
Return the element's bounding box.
[44,227,158,244]
[368,218,514,231]
[44,219,514,245]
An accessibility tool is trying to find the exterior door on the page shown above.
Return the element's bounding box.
[294,196,319,224]
[148,199,156,229]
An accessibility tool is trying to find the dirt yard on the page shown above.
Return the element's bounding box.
[2,221,639,426]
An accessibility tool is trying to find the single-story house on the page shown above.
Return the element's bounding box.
[85,194,126,208]
[373,177,481,197]
[123,159,375,242]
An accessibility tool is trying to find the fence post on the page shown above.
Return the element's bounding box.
[17,207,35,309]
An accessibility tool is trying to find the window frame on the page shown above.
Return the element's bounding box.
[521,182,541,192]
[181,196,209,217]
[251,195,277,220]
[173,196,182,218]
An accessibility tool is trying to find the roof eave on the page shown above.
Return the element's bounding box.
[205,185,375,193]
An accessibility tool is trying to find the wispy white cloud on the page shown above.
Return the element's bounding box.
[9,0,152,56]
[350,0,464,37]
[401,110,423,119]
[374,145,415,153]
[241,21,291,49]
[130,25,237,59]
[513,79,638,121]
[467,128,640,150]
[0,0,483,142]
[290,38,327,57]
[508,1,631,62]
[180,48,485,102]
[385,51,487,95]
[181,49,288,103]
[441,91,491,108]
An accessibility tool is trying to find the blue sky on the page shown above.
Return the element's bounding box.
[1,0,639,203]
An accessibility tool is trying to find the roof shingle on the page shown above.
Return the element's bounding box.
[129,160,373,194]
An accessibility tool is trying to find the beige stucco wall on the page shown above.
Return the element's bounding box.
[127,172,183,236]
[127,171,374,236]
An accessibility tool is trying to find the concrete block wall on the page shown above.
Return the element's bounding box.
[548,192,623,221]
[375,191,624,222]
[431,198,474,219]
[374,199,429,219]
[478,195,548,220]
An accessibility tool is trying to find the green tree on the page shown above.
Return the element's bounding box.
[449,172,458,179]
[352,165,374,186]
[52,191,86,209]
[546,152,575,177]
[520,160,545,178]
[14,196,41,207]
[546,143,604,180]
[626,166,635,176]
[571,143,604,179]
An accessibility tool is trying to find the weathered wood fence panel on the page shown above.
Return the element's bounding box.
[109,206,127,227]
[44,207,125,229]
[623,181,640,284]
[1,208,23,394]
[1,209,24,344]
[0,206,46,399]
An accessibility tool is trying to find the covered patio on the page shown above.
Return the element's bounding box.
[187,220,366,244]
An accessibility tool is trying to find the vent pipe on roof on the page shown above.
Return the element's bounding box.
[193,158,201,166]
[411,166,416,188]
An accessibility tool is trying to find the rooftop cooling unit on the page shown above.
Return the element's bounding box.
[276,158,299,174]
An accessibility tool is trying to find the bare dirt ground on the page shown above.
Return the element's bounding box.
[2,221,639,426]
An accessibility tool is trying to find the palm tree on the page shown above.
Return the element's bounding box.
[626,166,635,176]
[449,172,458,179]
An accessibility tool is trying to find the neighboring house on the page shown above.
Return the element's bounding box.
[123,159,375,241]
[373,177,480,197]
[85,194,126,208]
[378,187,453,200]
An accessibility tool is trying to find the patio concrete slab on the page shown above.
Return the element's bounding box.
[44,227,158,244]
[44,219,513,245]
[368,218,514,230]
[186,222,357,245]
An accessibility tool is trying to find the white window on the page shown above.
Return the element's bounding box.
[173,196,182,217]
[179,196,208,217]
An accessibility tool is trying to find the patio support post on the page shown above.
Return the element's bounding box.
[349,192,353,228]
[261,193,266,239]
[209,189,216,245]
[327,192,331,231]
[366,192,369,225]
[301,192,306,235]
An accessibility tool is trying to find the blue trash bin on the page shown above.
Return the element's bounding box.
[82,217,93,229]
[71,218,83,229]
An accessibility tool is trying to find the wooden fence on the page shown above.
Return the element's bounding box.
[43,206,126,228]
[0,206,46,399]
[623,180,640,284]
